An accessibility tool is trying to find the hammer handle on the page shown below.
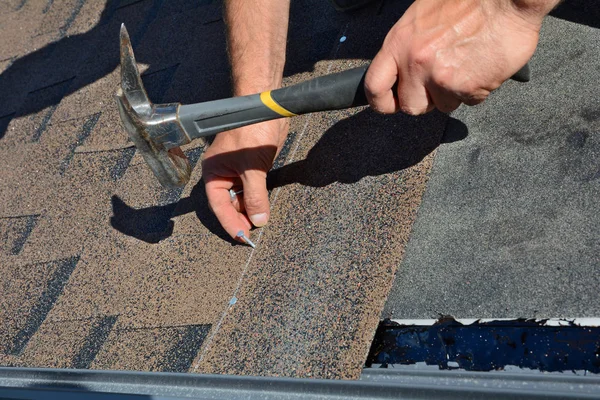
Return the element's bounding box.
[178,66,369,139]
[178,63,530,140]
[270,65,369,115]
[268,63,530,114]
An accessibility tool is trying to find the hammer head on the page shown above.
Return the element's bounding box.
[115,24,192,188]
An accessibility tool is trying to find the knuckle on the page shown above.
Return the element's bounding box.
[398,104,422,116]
[431,67,454,91]
[410,46,433,69]
[462,89,489,105]
[370,99,391,114]
[376,106,398,115]
[461,81,479,97]
[243,195,267,211]
[463,96,486,106]
[364,74,384,98]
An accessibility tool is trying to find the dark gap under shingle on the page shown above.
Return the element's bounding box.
[32,105,59,142]
[58,0,87,38]
[59,112,101,175]
[27,77,75,96]
[203,18,222,25]
[160,324,211,373]
[272,130,297,170]
[42,0,54,14]
[24,77,75,142]
[116,0,147,10]
[110,147,137,181]
[185,146,204,168]
[10,214,40,255]
[0,56,16,64]
[71,315,118,369]
[15,0,27,11]
[7,256,80,356]
[0,214,40,255]
[157,186,184,206]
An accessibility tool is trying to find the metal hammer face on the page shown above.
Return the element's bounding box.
[115,24,192,188]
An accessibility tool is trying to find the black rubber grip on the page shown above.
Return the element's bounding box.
[270,66,369,115]
[269,61,529,116]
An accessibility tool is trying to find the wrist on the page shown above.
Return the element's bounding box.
[233,75,283,97]
[229,49,285,96]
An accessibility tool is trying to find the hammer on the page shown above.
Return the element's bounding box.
[115,24,529,188]
[115,24,369,188]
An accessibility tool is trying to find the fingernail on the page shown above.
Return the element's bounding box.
[249,213,268,227]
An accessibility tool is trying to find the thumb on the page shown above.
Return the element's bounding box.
[365,50,400,114]
[240,170,270,227]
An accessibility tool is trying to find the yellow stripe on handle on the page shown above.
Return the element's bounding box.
[260,91,297,117]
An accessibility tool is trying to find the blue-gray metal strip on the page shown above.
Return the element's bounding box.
[0,367,599,399]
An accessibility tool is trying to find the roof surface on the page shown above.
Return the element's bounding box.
[0,0,597,380]
[384,6,600,319]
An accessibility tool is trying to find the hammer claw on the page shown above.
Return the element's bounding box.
[119,24,151,114]
[115,25,192,188]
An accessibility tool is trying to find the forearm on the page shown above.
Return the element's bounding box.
[224,0,290,96]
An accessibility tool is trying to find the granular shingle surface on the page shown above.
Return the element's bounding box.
[3,0,595,381]
[384,8,600,320]
[0,0,441,379]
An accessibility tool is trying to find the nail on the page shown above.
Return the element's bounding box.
[249,213,268,227]
[236,230,256,248]
[229,189,243,202]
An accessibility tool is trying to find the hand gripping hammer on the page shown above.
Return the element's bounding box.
[115,25,529,188]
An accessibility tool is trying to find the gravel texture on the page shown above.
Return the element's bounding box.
[384,11,600,320]
[0,0,438,378]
